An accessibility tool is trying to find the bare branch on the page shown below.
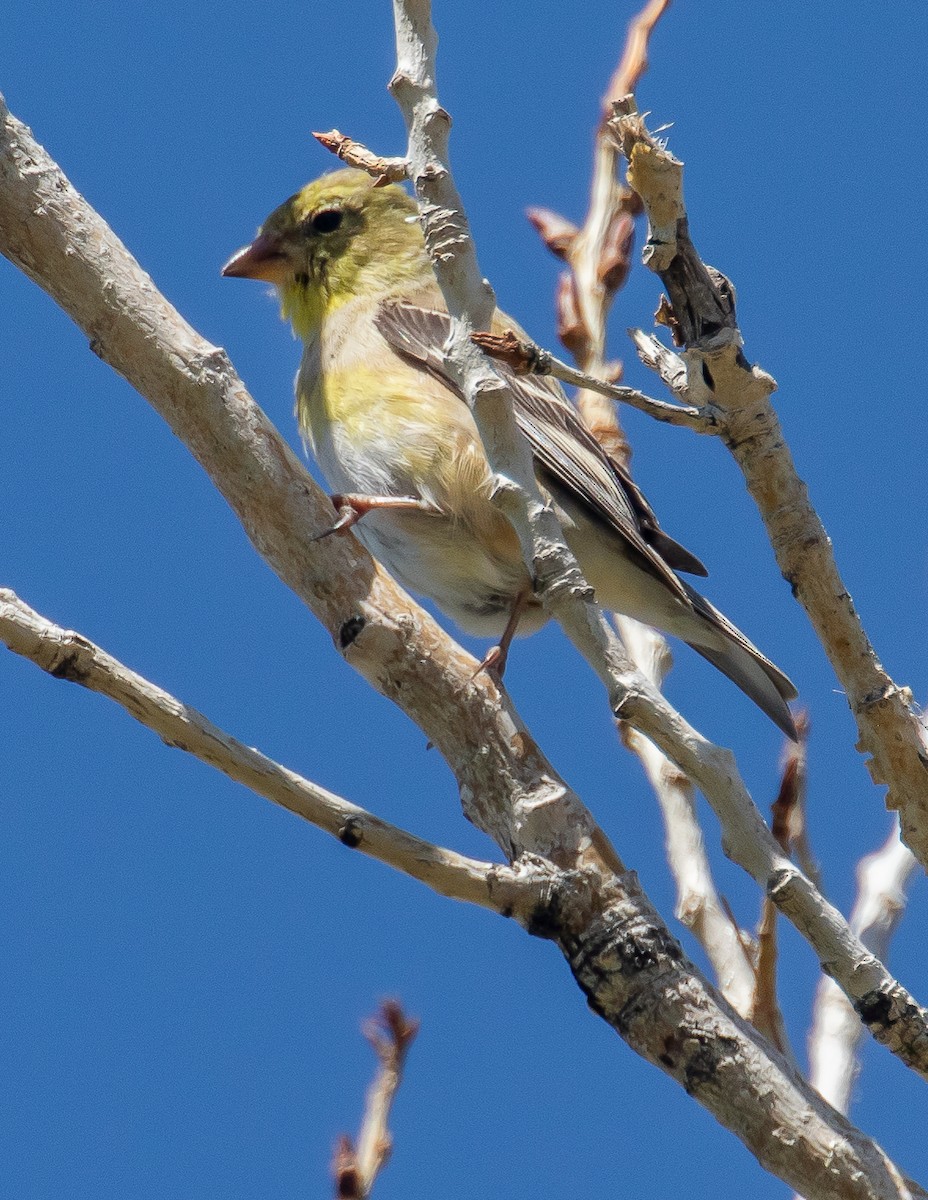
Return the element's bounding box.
[378,5,928,1079]
[388,0,609,660]
[384,8,715,811]
[751,896,784,1049]
[613,685,928,1078]
[564,867,927,1200]
[524,0,756,1028]
[0,589,542,918]
[356,1003,418,1188]
[601,0,673,117]
[0,89,616,877]
[471,329,709,429]
[611,100,928,869]
[560,0,671,446]
[751,719,810,1058]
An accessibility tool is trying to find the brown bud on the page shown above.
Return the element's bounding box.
[771,710,810,853]
[377,999,420,1052]
[598,211,635,294]
[526,207,580,261]
[313,128,346,154]
[554,273,590,357]
[556,272,591,358]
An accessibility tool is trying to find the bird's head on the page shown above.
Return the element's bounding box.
[222,168,427,338]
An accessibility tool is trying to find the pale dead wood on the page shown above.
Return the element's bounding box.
[388,0,602,640]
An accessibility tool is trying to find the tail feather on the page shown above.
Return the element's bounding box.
[686,639,798,741]
[680,582,798,740]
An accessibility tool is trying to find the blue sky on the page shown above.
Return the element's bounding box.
[2,2,927,1196]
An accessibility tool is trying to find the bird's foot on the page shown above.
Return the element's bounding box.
[469,589,531,683]
[311,493,435,541]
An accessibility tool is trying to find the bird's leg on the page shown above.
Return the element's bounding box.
[311,493,440,541]
[473,590,531,681]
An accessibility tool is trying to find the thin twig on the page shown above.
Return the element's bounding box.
[471,329,709,429]
[332,1002,419,1198]
[600,0,673,120]
[750,716,810,1057]
[312,130,408,184]
[617,616,758,1016]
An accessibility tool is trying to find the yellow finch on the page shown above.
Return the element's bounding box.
[223,169,797,738]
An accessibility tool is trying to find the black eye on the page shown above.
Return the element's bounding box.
[311,208,343,234]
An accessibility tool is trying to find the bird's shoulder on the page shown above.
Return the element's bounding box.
[296,287,473,450]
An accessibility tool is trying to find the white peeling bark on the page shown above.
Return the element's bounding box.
[389,0,596,621]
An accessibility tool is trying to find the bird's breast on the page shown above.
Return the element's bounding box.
[294,338,536,636]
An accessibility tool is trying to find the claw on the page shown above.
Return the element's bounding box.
[311,496,359,541]
[310,493,431,542]
[472,642,508,681]
[469,589,532,682]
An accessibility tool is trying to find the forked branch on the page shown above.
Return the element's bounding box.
[610,99,928,868]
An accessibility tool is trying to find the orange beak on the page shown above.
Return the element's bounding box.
[221,232,289,284]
